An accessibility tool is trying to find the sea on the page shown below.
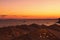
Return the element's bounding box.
[0,19,58,27]
[0,19,60,38]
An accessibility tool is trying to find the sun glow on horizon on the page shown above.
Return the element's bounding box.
[0,0,60,19]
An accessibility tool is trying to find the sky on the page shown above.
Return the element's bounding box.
[0,0,60,19]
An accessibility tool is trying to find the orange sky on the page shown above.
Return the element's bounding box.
[0,0,60,19]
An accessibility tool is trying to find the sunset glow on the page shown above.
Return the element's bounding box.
[0,0,60,19]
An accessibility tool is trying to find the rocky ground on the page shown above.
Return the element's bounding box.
[0,24,60,40]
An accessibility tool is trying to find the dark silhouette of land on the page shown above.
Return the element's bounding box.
[0,23,60,40]
[56,18,60,23]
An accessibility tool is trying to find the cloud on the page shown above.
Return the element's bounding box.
[0,15,7,18]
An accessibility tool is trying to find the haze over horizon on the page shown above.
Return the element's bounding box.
[0,0,60,19]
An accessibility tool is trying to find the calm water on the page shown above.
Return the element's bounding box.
[0,19,58,27]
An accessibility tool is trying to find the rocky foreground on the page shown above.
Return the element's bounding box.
[0,24,60,40]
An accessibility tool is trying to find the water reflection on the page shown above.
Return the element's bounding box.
[0,19,58,27]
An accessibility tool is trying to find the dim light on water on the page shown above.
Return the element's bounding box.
[0,19,58,27]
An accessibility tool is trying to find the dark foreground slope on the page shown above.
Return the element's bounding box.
[0,24,60,40]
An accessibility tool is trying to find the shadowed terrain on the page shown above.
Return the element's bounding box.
[0,24,60,40]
